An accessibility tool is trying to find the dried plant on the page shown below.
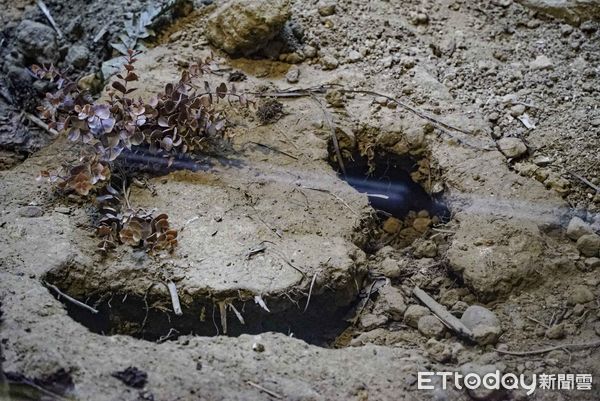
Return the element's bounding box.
[33,50,249,254]
[256,97,284,124]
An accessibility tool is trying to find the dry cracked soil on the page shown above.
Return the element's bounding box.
[0,0,600,400]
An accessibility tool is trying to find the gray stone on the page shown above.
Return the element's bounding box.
[425,338,452,362]
[347,50,362,63]
[15,20,58,64]
[417,315,446,338]
[66,45,90,69]
[205,0,290,56]
[359,313,388,330]
[374,285,407,321]
[461,305,500,329]
[529,55,554,70]
[404,304,430,328]
[567,216,594,240]
[584,257,600,269]
[18,206,43,218]
[473,325,502,345]
[285,66,300,84]
[376,257,403,279]
[320,54,339,70]
[317,2,336,16]
[517,0,600,25]
[497,137,527,158]
[414,240,437,258]
[545,323,566,339]
[567,285,595,305]
[576,234,600,257]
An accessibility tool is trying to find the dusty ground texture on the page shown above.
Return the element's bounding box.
[1,0,600,400]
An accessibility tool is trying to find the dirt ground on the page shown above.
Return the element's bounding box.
[1,0,599,400]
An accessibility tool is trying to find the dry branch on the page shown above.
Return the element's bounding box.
[166,281,183,316]
[46,282,99,314]
[494,340,600,356]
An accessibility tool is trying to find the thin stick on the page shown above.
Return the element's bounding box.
[36,0,63,38]
[526,316,550,329]
[301,186,359,215]
[303,272,318,313]
[309,94,346,176]
[413,286,475,342]
[166,281,183,316]
[246,381,283,399]
[568,171,600,193]
[248,141,298,160]
[494,340,600,356]
[46,282,99,314]
[24,113,59,137]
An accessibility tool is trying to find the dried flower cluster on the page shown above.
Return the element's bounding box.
[34,50,248,254]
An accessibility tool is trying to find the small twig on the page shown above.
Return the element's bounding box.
[24,113,59,137]
[303,272,318,313]
[166,281,183,316]
[526,315,550,329]
[46,282,99,314]
[247,141,298,160]
[301,186,359,215]
[246,381,283,399]
[246,243,267,259]
[309,93,346,176]
[36,0,63,38]
[568,170,600,193]
[275,127,300,150]
[495,340,600,356]
[413,286,475,342]
[157,328,179,343]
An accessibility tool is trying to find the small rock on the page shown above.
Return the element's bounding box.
[382,217,402,234]
[414,240,437,258]
[317,2,336,16]
[77,73,100,92]
[584,257,600,269]
[497,137,527,158]
[509,104,526,117]
[567,216,594,241]
[303,45,317,58]
[529,55,554,70]
[252,342,265,352]
[461,305,500,329]
[285,66,300,83]
[572,303,585,317]
[320,54,339,70]
[347,50,362,63]
[404,304,430,328]
[410,12,429,25]
[66,45,90,69]
[15,20,58,64]
[439,289,461,308]
[376,257,403,279]
[205,0,291,56]
[19,206,43,218]
[400,56,416,69]
[413,217,432,233]
[451,301,469,316]
[473,325,502,345]
[418,315,446,338]
[359,313,388,330]
[576,234,600,257]
[425,338,452,362]
[532,155,553,166]
[375,284,406,320]
[325,88,345,107]
[545,323,566,339]
[568,285,595,305]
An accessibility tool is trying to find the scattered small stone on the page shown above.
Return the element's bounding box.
[404,304,430,328]
[410,12,429,25]
[473,325,502,345]
[418,315,446,338]
[576,234,600,257]
[425,338,452,362]
[325,88,345,107]
[460,305,501,343]
[112,367,147,388]
[360,313,388,330]
[451,301,469,316]
[19,206,43,218]
[412,217,432,233]
[567,216,594,241]
[545,323,566,339]
[320,54,339,70]
[414,240,437,258]
[15,20,58,64]
[303,45,317,58]
[439,289,461,308]
[567,285,595,305]
[572,303,585,317]
[376,257,403,279]
[529,55,554,70]
[65,45,90,69]
[532,155,553,166]
[584,257,600,269]
[285,66,300,83]
[317,2,336,16]
[509,104,526,117]
[347,50,362,63]
[382,217,402,234]
[252,342,265,352]
[77,73,100,92]
[374,284,407,320]
[497,137,527,158]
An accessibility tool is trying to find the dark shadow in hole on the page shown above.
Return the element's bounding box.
[331,148,449,221]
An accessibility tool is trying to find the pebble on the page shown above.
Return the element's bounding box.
[509,104,526,117]
[414,240,437,258]
[412,217,432,233]
[584,257,600,269]
[418,315,446,338]
[425,338,452,362]
[529,55,554,70]
[66,45,90,69]
[566,216,594,241]
[382,217,402,234]
[545,323,566,339]
[473,324,502,345]
[576,234,600,257]
[285,66,300,84]
[497,137,527,158]
[320,54,339,70]
[374,284,407,320]
[347,50,362,63]
[359,313,388,330]
[404,304,430,328]
[317,2,336,16]
[19,206,43,218]
[461,305,500,329]
[303,45,317,58]
[377,257,403,279]
[567,285,595,305]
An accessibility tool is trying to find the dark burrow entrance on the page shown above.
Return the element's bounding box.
[331,148,449,224]
[43,272,361,347]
